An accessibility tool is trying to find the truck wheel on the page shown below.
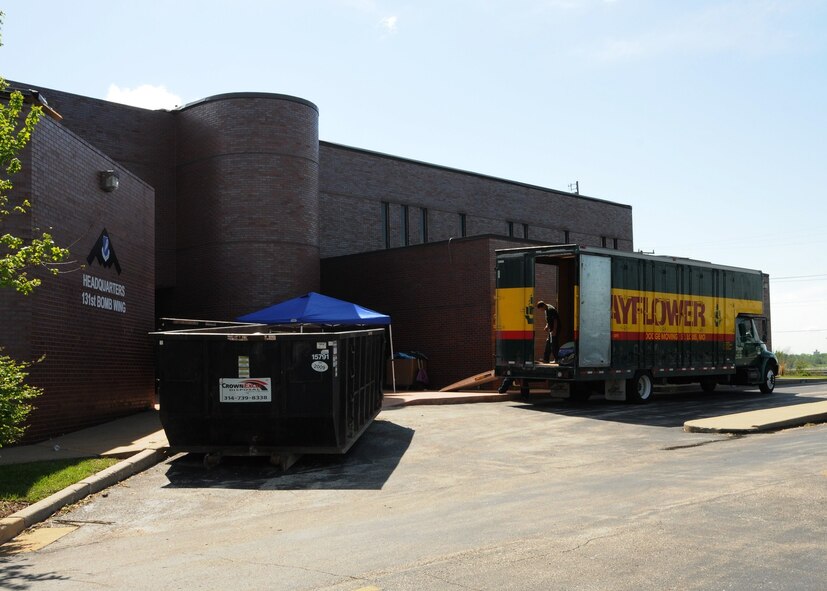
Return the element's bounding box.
[627,372,653,404]
[203,452,222,469]
[700,377,717,393]
[759,365,776,394]
[569,383,591,404]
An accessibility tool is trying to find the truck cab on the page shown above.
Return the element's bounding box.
[734,315,777,393]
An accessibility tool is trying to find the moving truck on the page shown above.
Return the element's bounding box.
[494,245,778,402]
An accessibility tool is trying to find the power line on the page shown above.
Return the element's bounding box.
[655,233,827,253]
[773,300,827,306]
[770,274,827,282]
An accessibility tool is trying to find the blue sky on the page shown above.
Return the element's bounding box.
[2,0,826,354]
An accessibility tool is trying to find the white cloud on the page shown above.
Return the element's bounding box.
[106,84,182,110]
[380,15,398,34]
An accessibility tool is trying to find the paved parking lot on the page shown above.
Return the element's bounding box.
[3,383,827,590]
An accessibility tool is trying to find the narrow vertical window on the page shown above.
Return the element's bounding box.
[507,221,514,237]
[401,204,409,246]
[564,230,570,244]
[613,237,619,249]
[381,202,390,249]
[601,236,608,248]
[420,207,429,243]
[523,223,529,239]
[459,213,467,237]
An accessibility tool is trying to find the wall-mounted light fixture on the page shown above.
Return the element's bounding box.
[99,170,119,192]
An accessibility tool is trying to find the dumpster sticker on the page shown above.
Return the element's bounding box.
[238,356,250,378]
[219,378,272,403]
[312,348,330,372]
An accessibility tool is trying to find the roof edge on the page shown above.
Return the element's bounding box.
[179,92,319,113]
[320,140,631,210]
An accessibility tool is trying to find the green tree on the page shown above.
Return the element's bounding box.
[1,26,68,292]
[0,12,71,446]
[0,353,40,446]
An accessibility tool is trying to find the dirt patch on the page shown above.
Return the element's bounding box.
[1,500,29,519]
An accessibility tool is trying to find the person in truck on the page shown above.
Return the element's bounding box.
[537,300,560,363]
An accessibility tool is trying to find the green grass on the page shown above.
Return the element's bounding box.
[0,458,119,503]
[778,374,827,381]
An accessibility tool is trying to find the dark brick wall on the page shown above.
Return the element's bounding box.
[319,143,634,259]
[9,82,177,290]
[174,94,321,320]
[322,236,535,388]
[0,117,156,442]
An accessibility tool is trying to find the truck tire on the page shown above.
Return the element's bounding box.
[759,364,776,394]
[700,377,717,393]
[627,372,653,404]
[569,383,591,404]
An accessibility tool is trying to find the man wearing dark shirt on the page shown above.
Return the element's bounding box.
[537,300,560,363]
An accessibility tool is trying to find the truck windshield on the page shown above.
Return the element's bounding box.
[737,317,763,345]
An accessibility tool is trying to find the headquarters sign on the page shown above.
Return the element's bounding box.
[82,228,127,314]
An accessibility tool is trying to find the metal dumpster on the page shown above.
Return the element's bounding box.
[153,320,385,456]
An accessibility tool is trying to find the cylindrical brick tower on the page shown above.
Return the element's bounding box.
[174,93,320,319]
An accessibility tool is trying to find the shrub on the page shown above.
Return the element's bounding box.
[0,352,41,447]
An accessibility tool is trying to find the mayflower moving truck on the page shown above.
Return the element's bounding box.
[495,245,778,403]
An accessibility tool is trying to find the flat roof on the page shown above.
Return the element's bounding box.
[320,141,631,210]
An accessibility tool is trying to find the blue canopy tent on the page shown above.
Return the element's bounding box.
[237,292,398,390]
[237,291,390,326]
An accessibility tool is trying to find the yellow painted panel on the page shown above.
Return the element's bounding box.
[495,287,535,331]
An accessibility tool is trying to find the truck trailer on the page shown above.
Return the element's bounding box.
[494,245,778,402]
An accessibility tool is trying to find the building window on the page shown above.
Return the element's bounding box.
[401,204,409,246]
[420,208,429,243]
[459,213,467,237]
[613,237,619,249]
[507,221,514,237]
[523,223,529,239]
[602,236,608,248]
[381,202,390,249]
[564,230,570,244]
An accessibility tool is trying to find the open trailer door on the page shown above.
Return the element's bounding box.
[495,252,535,367]
[578,254,611,368]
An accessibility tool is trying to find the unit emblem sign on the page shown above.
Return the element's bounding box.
[86,228,122,274]
[81,228,127,314]
[219,378,272,403]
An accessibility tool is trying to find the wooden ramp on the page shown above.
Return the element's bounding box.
[439,369,498,392]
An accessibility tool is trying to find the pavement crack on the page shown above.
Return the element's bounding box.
[207,554,372,584]
[561,531,623,554]
[662,434,743,450]
[423,572,484,590]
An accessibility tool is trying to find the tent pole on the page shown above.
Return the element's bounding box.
[389,325,396,393]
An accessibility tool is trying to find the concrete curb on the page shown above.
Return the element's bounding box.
[0,448,167,546]
[684,400,827,434]
[383,392,521,407]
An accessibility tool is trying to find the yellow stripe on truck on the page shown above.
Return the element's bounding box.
[495,287,534,333]
[610,288,762,337]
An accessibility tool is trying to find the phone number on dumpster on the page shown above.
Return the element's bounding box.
[219,378,272,403]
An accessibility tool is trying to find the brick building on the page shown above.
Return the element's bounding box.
[3,84,633,440]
